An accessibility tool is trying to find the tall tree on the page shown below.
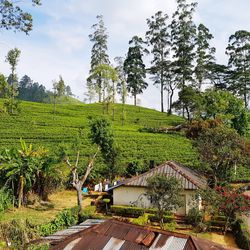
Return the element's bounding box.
[88,15,110,102]
[5,48,21,114]
[53,75,65,114]
[226,30,250,108]
[146,11,170,112]
[0,73,9,98]
[114,57,127,105]
[124,36,148,106]
[0,0,41,34]
[65,118,117,210]
[195,126,249,186]
[173,86,202,121]
[170,0,197,90]
[194,24,216,90]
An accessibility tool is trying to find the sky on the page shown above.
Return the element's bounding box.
[0,0,250,110]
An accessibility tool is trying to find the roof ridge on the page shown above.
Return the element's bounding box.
[122,161,169,186]
[167,161,201,188]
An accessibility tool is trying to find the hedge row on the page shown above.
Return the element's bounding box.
[110,205,172,218]
[232,220,250,250]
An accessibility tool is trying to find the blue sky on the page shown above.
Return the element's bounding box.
[0,0,250,110]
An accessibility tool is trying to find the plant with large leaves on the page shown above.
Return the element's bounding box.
[0,139,47,207]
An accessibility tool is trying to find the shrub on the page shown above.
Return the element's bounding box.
[164,221,177,231]
[110,205,172,218]
[37,206,79,236]
[148,214,173,223]
[0,220,37,249]
[232,220,250,250]
[0,188,13,213]
[27,243,50,250]
[186,208,203,226]
[78,206,103,223]
[133,214,149,226]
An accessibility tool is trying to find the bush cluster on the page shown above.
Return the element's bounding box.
[110,205,172,218]
[37,206,79,236]
[232,220,250,250]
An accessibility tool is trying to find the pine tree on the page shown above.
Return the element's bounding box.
[146,11,170,112]
[226,30,250,108]
[88,15,110,102]
[124,36,148,106]
[194,24,216,91]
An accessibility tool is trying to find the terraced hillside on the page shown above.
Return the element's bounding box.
[0,100,199,171]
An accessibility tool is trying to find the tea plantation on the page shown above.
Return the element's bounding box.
[0,99,199,170]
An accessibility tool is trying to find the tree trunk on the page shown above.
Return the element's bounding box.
[122,105,125,126]
[134,94,137,106]
[161,81,164,113]
[18,175,24,208]
[76,185,83,210]
[53,96,56,114]
[168,87,174,115]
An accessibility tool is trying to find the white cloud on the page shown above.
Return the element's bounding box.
[0,0,250,110]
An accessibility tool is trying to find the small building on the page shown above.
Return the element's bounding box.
[112,161,207,215]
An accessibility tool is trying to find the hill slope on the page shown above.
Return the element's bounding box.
[0,100,199,172]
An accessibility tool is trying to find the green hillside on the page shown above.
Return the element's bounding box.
[0,100,199,171]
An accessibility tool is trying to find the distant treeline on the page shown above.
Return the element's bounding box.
[0,74,73,103]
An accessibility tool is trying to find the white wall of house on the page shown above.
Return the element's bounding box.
[113,186,199,216]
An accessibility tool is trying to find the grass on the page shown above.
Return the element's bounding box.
[0,100,199,170]
[176,229,238,248]
[0,190,91,225]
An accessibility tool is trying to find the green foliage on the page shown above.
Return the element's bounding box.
[170,0,197,89]
[0,219,38,249]
[226,30,250,108]
[146,11,170,112]
[78,205,104,222]
[88,15,110,102]
[126,160,145,177]
[186,207,203,226]
[27,243,50,250]
[146,174,183,211]
[124,36,148,106]
[37,206,79,236]
[173,86,202,121]
[195,126,250,184]
[202,89,249,135]
[147,214,174,223]
[194,23,215,90]
[0,188,13,213]
[110,205,171,218]
[0,0,41,34]
[163,221,177,231]
[133,213,149,226]
[232,220,250,250]
[0,100,199,179]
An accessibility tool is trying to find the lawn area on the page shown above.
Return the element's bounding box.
[176,229,238,248]
[0,190,90,225]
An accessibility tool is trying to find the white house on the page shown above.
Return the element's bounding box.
[112,161,207,216]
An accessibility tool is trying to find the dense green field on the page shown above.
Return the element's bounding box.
[0,99,198,172]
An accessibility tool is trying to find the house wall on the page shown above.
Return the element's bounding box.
[113,186,199,216]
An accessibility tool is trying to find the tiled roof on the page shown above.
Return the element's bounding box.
[119,161,207,190]
[49,219,238,250]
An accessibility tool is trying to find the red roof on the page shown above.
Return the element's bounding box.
[49,219,238,250]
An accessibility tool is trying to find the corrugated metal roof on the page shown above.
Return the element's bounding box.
[47,219,238,250]
[118,161,207,190]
